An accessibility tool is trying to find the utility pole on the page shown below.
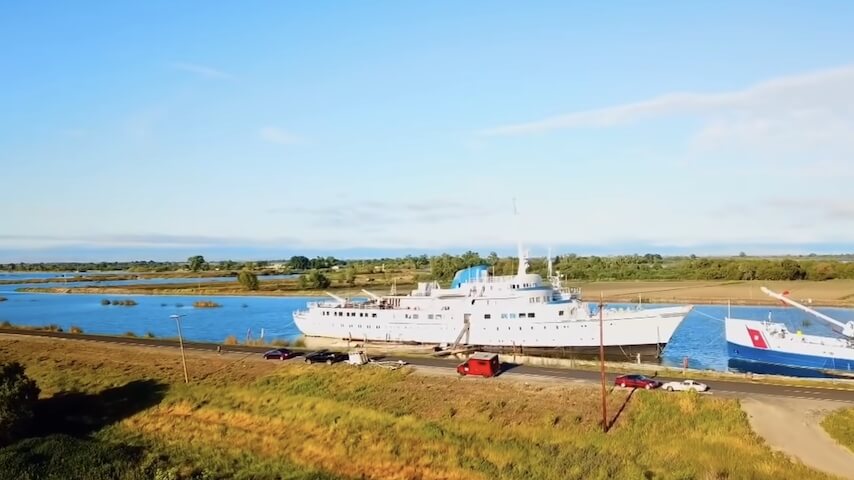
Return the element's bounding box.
[599,292,608,432]
[170,314,189,384]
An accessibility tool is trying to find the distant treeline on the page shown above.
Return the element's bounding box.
[4,252,853,282]
[428,252,854,282]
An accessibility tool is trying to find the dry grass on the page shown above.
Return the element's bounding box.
[0,334,836,480]
[19,278,854,307]
[822,407,854,453]
[576,279,854,306]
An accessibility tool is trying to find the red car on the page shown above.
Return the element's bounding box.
[614,374,661,389]
[263,348,296,360]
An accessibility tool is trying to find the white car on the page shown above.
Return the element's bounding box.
[661,379,709,392]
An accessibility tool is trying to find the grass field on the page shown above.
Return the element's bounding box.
[822,407,854,453]
[20,278,854,307]
[0,335,837,479]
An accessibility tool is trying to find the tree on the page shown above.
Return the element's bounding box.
[0,362,40,446]
[237,270,259,290]
[289,256,310,270]
[305,270,331,289]
[344,268,356,287]
[487,251,499,266]
[187,255,207,272]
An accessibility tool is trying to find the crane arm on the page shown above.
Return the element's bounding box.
[761,286,854,338]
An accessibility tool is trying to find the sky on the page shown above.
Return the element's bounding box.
[1,1,853,262]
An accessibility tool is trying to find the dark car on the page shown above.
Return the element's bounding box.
[263,348,297,360]
[614,374,662,389]
[304,350,347,365]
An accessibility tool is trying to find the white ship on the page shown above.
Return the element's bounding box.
[726,287,854,374]
[293,248,693,359]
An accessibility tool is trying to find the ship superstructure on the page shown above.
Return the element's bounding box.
[293,248,692,359]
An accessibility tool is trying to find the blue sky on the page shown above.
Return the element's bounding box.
[2,1,853,261]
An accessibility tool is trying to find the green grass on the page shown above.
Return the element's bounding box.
[0,336,837,480]
[822,407,854,453]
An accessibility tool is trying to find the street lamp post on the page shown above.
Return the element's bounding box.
[170,314,189,384]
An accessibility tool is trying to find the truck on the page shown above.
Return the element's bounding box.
[456,352,501,377]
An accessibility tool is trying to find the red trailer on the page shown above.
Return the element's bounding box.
[456,352,500,377]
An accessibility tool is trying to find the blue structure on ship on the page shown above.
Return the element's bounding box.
[451,265,489,288]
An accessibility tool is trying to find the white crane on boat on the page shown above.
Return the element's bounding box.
[761,286,854,339]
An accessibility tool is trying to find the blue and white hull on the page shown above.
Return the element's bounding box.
[725,317,854,375]
[726,341,854,372]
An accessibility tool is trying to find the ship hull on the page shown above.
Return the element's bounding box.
[293,304,691,353]
[725,317,854,375]
[726,342,854,372]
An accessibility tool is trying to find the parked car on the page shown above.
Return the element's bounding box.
[614,374,662,389]
[304,350,347,365]
[263,348,297,360]
[661,379,709,392]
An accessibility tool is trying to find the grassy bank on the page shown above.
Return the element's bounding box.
[822,407,854,453]
[0,335,834,479]
[17,279,854,307]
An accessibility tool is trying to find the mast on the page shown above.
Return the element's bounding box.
[513,198,529,276]
[760,286,854,338]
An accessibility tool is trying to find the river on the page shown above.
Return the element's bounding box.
[1,276,852,373]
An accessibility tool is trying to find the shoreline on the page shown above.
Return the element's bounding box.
[13,284,854,307]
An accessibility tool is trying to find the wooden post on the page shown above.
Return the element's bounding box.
[599,292,607,432]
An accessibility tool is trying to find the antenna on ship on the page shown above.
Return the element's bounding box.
[513,197,529,276]
[547,247,553,279]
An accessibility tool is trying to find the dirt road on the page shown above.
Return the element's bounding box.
[741,396,854,479]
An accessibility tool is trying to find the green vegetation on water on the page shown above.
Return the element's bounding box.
[822,407,854,453]
[192,301,221,308]
[102,299,138,307]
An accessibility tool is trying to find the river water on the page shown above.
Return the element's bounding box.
[1,275,852,373]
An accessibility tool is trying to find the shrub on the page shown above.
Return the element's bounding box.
[0,362,40,445]
[122,331,137,338]
[0,321,11,328]
[101,299,111,305]
[69,326,83,334]
[238,270,259,291]
[193,301,221,308]
[223,335,238,345]
[0,434,158,478]
[145,332,156,338]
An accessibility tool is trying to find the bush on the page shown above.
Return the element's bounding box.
[122,331,137,338]
[238,270,259,291]
[223,335,238,345]
[145,332,156,338]
[193,301,221,308]
[0,434,159,479]
[0,321,11,328]
[101,299,111,305]
[70,326,83,334]
[0,362,40,446]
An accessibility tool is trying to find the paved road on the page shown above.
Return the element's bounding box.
[2,328,852,403]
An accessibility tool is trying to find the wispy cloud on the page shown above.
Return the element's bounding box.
[479,65,854,136]
[259,126,302,146]
[269,200,495,230]
[0,233,300,248]
[764,198,854,222]
[170,61,234,80]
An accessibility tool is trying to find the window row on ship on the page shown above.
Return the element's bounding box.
[320,309,575,320]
